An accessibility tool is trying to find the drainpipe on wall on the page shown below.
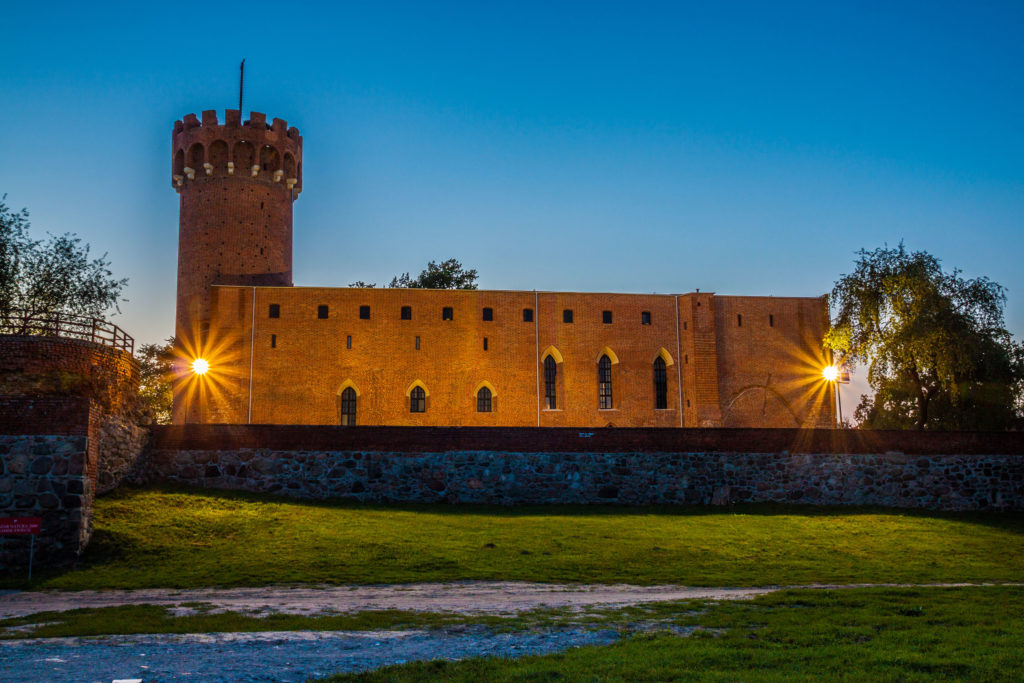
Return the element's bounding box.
[248,286,255,424]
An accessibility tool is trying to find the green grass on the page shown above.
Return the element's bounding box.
[326,587,1024,682]
[3,486,1022,590]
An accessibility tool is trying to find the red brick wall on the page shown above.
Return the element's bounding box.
[0,335,139,414]
[189,287,834,428]
[150,424,1024,456]
[172,110,301,384]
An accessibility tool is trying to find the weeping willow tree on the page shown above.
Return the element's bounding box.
[825,244,1022,430]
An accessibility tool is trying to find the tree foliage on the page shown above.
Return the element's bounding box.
[0,196,127,323]
[135,337,176,424]
[825,244,1023,430]
[349,258,479,290]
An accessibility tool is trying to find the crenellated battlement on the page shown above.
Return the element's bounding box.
[172,109,302,194]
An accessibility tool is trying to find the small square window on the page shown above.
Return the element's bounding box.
[415,335,420,350]
[401,306,412,320]
[563,309,573,323]
[269,304,280,319]
[359,305,370,320]
[483,337,488,351]
[602,310,613,324]
[482,307,493,321]
[271,334,277,348]
[318,305,329,319]
[523,308,534,322]
[346,335,352,349]
[641,311,651,325]
[442,307,453,321]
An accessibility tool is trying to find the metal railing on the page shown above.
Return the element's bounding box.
[0,309,134,354]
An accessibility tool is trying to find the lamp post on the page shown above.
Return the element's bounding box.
[190,358,209,424]
[822,364,849,427]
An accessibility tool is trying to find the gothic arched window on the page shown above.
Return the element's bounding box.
[598,354,613,409]
[410,386,426,413]
[654,356,668,410]
[544,355,558,409]
[340,387,357,425]
[477,386,492,412]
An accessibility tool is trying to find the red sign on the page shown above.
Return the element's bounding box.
[0,518,42,535]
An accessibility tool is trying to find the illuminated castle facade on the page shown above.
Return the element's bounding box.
[172,109,835,428]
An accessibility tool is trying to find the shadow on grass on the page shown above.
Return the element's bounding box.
[106,483,1024,532]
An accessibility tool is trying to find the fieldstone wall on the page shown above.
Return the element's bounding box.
[136,447,1024,511]
[0,434,93,571]
[94,413,149,495]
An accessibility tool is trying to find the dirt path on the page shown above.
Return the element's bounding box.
[0,581,1012,619]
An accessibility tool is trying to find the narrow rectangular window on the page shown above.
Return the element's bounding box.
[598,355,613,409]
[269,304,280,318]
[483,337,488,351]
[401,306,412,320]
[442,307,453,320]
[318,305,329,319]
[687,399,691,407]
[359,305,370,320]
[602,310,613,324]
[641,311,651,325]
[346,335,352,349]
[769,314,774,327]
[523,308,534,322]
[737,314,742,327]
[683,321,688,330]
[563,309,573,323]
[415,335,420,350]
[684,354,688,364]
[544,356,557,409]
[482,307,493,321]
[271,334,276,348]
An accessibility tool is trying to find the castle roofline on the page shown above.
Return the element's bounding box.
[210,284,826,300]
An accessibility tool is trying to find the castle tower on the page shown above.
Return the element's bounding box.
[171,109,302,421]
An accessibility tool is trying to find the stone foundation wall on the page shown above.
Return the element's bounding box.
[94,413,150,495]
[137,447,1024,511]
[0,434,93,571]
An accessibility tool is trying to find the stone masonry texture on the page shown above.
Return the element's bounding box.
[1,336,148,568]
[137,426,1024,512]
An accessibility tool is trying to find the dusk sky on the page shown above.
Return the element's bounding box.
[3,1,1023,409]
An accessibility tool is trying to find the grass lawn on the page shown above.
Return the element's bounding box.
[2,486,1022,590]
[327,586,1024,682]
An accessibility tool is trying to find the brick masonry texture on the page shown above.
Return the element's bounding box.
[138,426,1024,511]
[1,336,148,568]
[170,108,834,430]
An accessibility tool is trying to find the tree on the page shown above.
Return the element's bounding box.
[349,258,479,290]
[825,243,1023,430]
[389,258,478,289]
[135,337,176,424]
[0,195,127,326]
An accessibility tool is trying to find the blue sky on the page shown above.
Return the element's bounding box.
[2,1,1023,408]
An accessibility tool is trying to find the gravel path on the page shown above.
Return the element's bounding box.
[0,581,776,619]
[0,581,1012,620]
[0,626,622,682]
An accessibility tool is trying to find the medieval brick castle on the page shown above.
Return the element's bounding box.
[172,109,835,428]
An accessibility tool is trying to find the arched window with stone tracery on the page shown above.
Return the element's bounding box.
[340,387,357,425]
